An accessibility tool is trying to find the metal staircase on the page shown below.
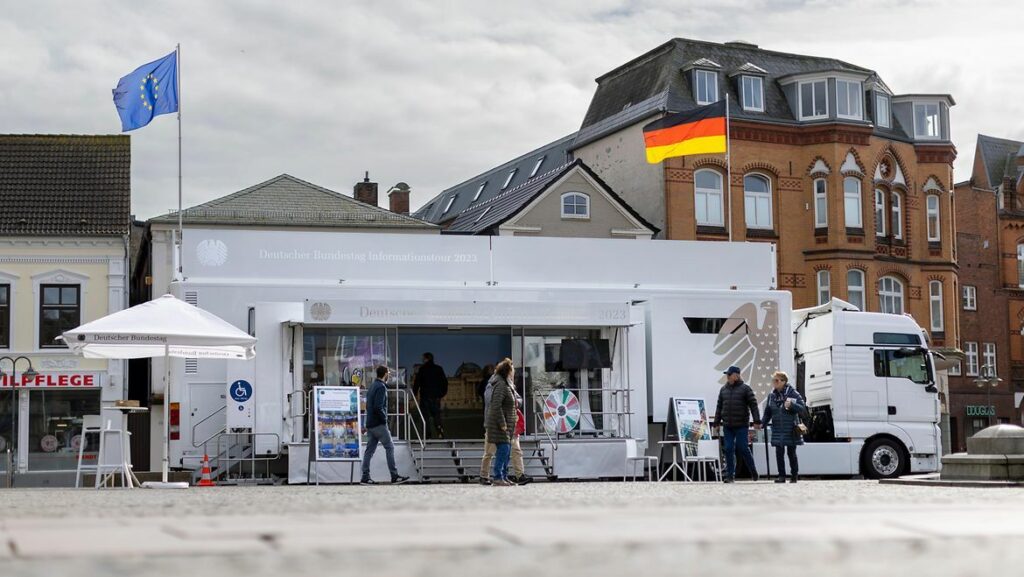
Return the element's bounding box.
[410,438,556,482]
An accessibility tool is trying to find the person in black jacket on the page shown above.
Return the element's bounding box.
[360,366,408,485]
[413,352,448,439]
[713,365,762,483]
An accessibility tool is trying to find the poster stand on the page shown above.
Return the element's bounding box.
[307,386,362,485]
[659,397,712,482]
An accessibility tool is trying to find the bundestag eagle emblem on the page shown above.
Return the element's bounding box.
[196,239,228,267]
[713,301,780,403]
[309,302,332,321]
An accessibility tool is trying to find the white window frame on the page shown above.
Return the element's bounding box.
[875,93,891,128]
[1018,244,1024,288]
[0,271,17,350]
[502,169,517,189]
[927,195,941,241]
[982,343,997,374]
[962,285,977,311]
[530,157,545,178]
[443,196,457,214]
[913,102,941,139]
[695,69,719,105]
[560,192,590,219]
[32,269,89,353]
[948,360,961,376]
[799,79,828,120]
[844,177,862,228]
[929,280,944,332]
[891,191,903,239]
[743,173,773,230]
[472,182,486,202]
[847,269,865,311]
[817,270,831,306]
[879,276,904,315]
[965,342,979,377]
[741,75,764,112]
[836,79,863,120]
[814,178,827,227]
[694,168,724,226]
[874,188,886,237]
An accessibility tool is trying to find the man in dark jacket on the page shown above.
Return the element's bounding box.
[361,366,408,484]
[413,352,448,439]
[714,365,762,483]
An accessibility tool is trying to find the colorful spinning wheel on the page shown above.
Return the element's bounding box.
[543,389,581,434]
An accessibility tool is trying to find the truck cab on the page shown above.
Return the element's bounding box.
[794,299,941,478]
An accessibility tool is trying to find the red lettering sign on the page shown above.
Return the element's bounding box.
[0,373,102,388]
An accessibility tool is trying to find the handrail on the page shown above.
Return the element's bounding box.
[207,432,282,483]
[531,397,559,452]
[192,405,227,448]
[400,388,427,450]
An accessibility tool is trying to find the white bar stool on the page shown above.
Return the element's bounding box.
[95,412,137,488]
[75,415,103,488]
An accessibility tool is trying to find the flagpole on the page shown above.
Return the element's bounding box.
[175,43,184,281]
[725,97,733,242]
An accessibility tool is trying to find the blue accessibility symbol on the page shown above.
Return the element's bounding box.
[230,380,253,403]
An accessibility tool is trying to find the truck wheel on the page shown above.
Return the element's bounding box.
[862,438,905,479]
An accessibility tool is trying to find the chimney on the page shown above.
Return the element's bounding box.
[388,182,411,215]
[354,171,378,206]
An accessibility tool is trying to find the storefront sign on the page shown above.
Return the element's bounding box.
[965,405,996,417]
[0,372,101,388]
[312,386,361,461]
[304,299,632,327]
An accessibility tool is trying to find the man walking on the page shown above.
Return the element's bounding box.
[413,352,448,439]
[714,365,761,483]
[361,366,409,485]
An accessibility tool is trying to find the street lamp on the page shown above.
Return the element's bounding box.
[972,364,1002,427]
[0,356,38,383]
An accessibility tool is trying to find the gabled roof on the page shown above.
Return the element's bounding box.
[150,174,436,229]
[445,159,658,235]
[574,37,910,149]
[0,134,130,236]
[976,134,1024,190]
[412,132,577,223]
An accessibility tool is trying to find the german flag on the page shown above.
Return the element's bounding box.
[642,101,727,164]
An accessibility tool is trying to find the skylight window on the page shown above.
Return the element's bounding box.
[530,156,545,177]
[473,182,486,201]
[443,195,457,214]
[474,206,492,223]
[502,168,517,189]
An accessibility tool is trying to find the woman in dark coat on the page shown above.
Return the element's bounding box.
[761,371,806,483]
[485,359,517,486]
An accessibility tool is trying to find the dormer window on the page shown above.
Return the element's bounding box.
[914,102,941,139]
[472,182,487,201]
[836,80,862,120]
[695,69,719,105]
[741,76,764,112]
[474,206,491,223]
[530,156,545,178]
[799,80,827,120]
[502,168,517,189]
[875,94,891,128]
[443,195,457,214]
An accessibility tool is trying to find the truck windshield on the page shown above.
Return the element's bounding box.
[887,349,931,384]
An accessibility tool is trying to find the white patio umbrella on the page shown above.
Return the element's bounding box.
[62,294,256,488]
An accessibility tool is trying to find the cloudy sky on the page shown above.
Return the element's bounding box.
[2,1,1021,219]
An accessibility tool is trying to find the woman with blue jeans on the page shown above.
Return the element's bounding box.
[484,359,517,486]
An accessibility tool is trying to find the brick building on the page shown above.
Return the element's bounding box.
[952,135,1024,445]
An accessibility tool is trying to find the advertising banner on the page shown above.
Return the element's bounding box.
[669,397,711,443]
[312,386,362,461]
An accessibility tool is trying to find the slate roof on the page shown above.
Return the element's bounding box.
[150,174,436,229]
[445,159,658,235]
[0,135,130,236]
[412,133,577,224]
[574,38,920,149]
[976,134,1024,190]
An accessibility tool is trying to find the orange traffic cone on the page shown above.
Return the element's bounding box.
[197,454,215,487]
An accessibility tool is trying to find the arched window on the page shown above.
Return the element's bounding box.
[847,269,865,311]
[743,173,772,229]
[817,270,831,305]
[813,178,827,228]
[874,188,886,236]
[929,280,944,332]
[891,191,903,240]
[694,169,724,226]
[561,192,590,219]
[844,177,862,228]
[879,276,904,315]
[926,195,941,241]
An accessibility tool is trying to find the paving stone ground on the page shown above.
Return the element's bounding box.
[0,480,1022,576]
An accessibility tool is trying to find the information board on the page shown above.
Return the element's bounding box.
[312,386,362,461]
[227,379,254,429]
[666,397,711,443]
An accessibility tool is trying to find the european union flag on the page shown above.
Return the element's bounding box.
[112,51,178,132]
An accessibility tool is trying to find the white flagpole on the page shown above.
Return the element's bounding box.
[175,43,184,281]
[725,97,733,242]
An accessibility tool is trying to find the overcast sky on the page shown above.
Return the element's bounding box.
[2,1,1021,219]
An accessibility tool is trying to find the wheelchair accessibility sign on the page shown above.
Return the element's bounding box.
[227,379,254,428]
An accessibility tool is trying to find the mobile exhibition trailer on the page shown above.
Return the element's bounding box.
[152,230,940,482]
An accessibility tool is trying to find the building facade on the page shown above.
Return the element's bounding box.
[0,135,131,486]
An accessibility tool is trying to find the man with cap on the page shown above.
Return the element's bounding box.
[713,365,762,483]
